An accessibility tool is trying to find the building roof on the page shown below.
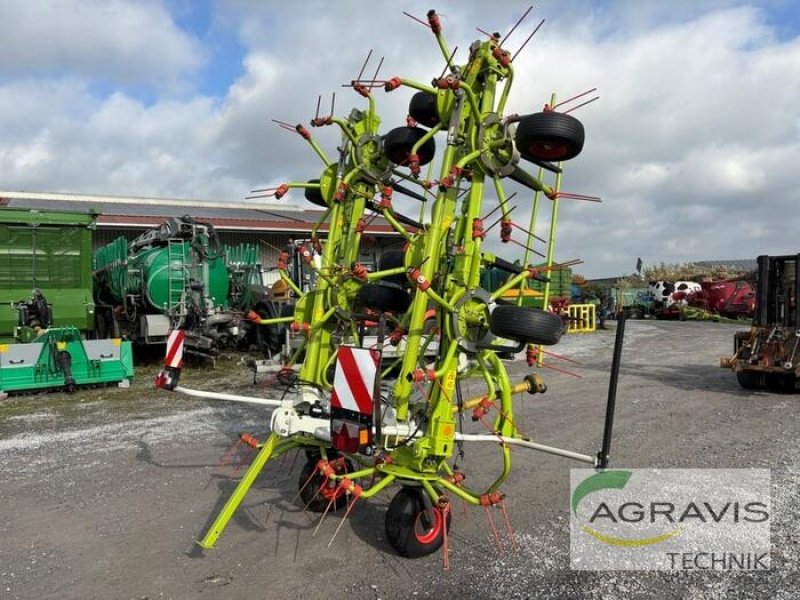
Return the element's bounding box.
[0,190,400,235]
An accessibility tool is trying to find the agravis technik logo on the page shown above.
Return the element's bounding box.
[570,469,771,571]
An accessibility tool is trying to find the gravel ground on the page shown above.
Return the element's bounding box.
[0,320,798,599]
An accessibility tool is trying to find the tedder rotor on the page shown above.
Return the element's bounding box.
[157,7,622,559]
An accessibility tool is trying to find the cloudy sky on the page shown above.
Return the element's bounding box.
[1,0,798,277]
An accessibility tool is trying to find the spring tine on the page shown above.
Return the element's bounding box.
[314,95,321,120]
[356,49,373,83]
[327,496,358,548]
[501,5,533,46]
[439,45,458,79]
[563,96,600,114]
[511,221,547,244]
[511,19,545,62]
[312,483,342,536]
[552,87,598,110]
[330,92,336,117]
[500,500,518,552]
[370,56,384,88]
[476,27,494,38]
[403,11,431,28]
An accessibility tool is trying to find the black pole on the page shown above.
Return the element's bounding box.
[597,311,626,469]
[371,313,387,450]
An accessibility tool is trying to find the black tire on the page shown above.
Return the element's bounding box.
[736,371,760,390]
[765,373,795,393]
[304,178,328,208]
[385,487,451,558]
[358,282,411,314]
[383,127,436,166]
[298,457,354,512]
[490,304,563,345]
[409,92,440,128]
[515,111,584,162]
[378,250,408,286]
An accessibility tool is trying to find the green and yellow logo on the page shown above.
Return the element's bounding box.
[572,470,682,547]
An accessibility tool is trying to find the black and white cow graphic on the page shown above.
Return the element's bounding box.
[650,280,701,307]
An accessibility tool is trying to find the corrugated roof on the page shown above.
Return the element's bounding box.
[0,194,400,234]
[693,259,757,272]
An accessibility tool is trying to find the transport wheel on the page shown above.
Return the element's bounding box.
[735,371,761,390]
[408,92,440,128]
[514,111,584,162]
[358,282,411,314]
[383,127,436,166]
[298,457,354,512]
[304,178,328,207]
[385,487,451,558]
[490,304,564,345]
[765,373,795,393]
[378,250,408,286]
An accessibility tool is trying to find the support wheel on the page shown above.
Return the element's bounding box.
[735,371,761,390]
[304,178,328,207]
[358,282,411,314]
[490,304,564,345]
[515,111,584,162]
[383,127,436,166]
[408,92,440,128]
[298,457,354,512]
[385,487,451,558]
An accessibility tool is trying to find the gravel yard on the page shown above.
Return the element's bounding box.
[0,320,797,599]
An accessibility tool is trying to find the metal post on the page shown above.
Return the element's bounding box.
[597,312,626,469]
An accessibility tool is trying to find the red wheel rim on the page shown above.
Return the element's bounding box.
[414,508,443,544]
[527,141,568,159]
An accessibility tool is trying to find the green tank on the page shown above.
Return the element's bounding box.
[93,216,260,354]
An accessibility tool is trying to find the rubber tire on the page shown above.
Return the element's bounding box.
[736,371,760,390]
[408,92,440,128]
[358,282,411,314]
[378,250,408,286]
[298,457,353,513]
[383,127,436,166]
[515,111,584,162]
[304,178,328,208]
[490,304,563,345]
[385,487,451,558]
[765,373,795,393]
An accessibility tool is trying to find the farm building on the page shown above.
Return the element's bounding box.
[0,190,405,277]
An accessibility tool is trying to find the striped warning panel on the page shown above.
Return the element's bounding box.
[165,329,185,369]
[330,346,376,416]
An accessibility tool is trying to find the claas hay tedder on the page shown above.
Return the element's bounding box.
[157,7,624,559]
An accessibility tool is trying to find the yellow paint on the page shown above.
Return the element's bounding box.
[0,344,7,353]
[444,369,456,392]
[56,341,67,351]
[112,338,121,346]
[581,525,682,547]
[568,304,597,333]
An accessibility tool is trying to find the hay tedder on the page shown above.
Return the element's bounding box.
[157,7,624,559]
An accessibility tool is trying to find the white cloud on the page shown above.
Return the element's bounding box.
[0,1,798,277]
[0,0,203,88]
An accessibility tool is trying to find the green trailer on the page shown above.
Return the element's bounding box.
[0,208,96,342]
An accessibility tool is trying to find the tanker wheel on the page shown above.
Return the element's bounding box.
[735,371,761,390]
[298,457,354,513]
[515,111,584,162]
[385,487,451,558]
[408,91,440,128]
[383,127,436,166]
[490,304,564,346]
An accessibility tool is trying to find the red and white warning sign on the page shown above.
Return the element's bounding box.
[329,346,377,453]
[165,329,185,369]
[330,346,376,416]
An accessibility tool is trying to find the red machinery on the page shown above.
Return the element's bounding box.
[687,280,755,319]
